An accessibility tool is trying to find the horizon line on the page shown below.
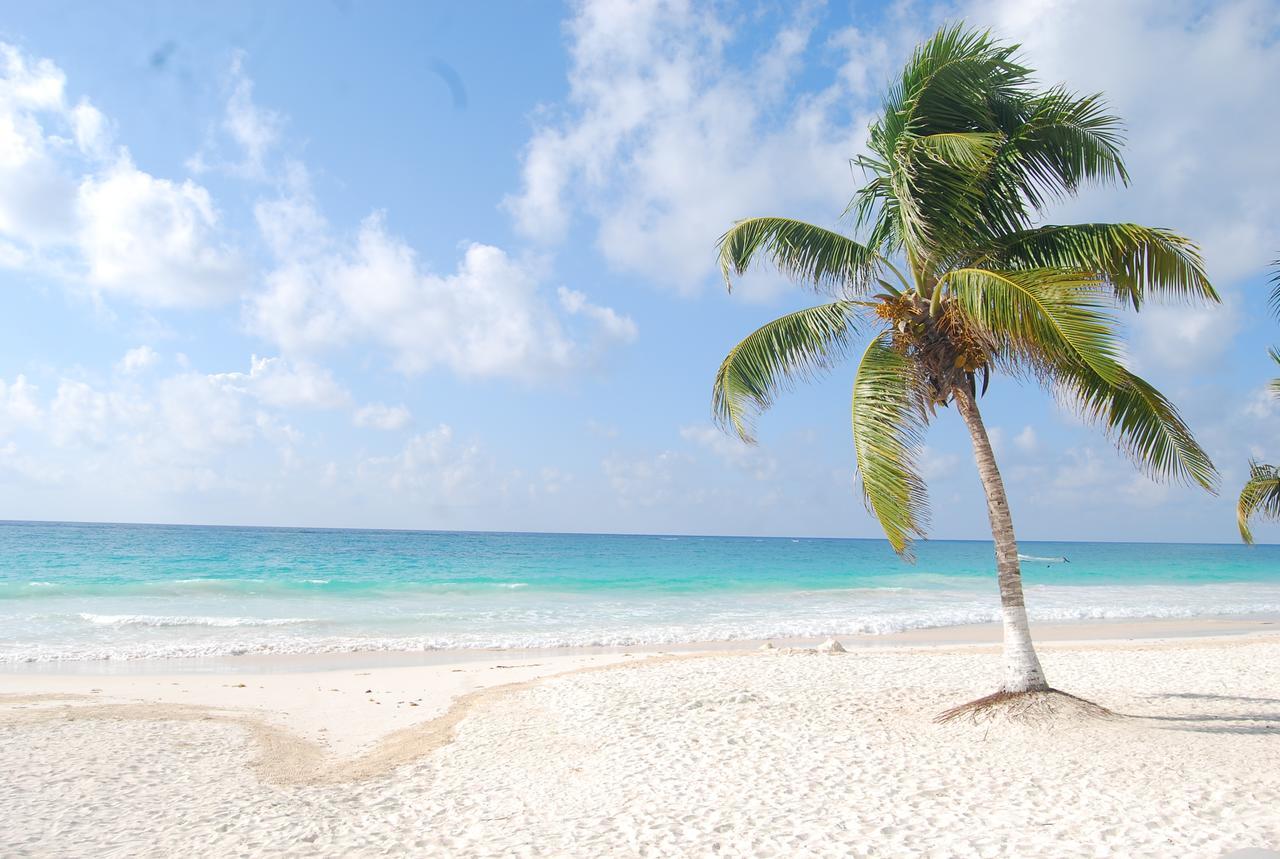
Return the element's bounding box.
[0,518,1267,548]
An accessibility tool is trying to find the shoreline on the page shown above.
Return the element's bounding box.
[3,613,1275,676]
[5,625,1278,757]
[3,618,1276,760]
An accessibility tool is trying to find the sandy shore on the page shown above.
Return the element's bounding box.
[2,620,1279,857]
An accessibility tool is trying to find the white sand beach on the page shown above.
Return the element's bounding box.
[2,623,1278,857]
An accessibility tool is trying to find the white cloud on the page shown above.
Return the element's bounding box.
[1014,426,1038,453]
[48,379,138,447]
[154,373,256,453]
[116,345,160,375]
[250,192,636,380]
[0,46,82,247]
[361,424,485,501]
[558,286,639,343]
[0,359,497,509]
[75,157,245,307]
[602,450,687,507]
[0,43,245,307]
[0,375,41,431]
[354,402,411,431]
[221,52,282,175]
[188,50,283,178]
[209,355,350,410]
[0,360,315,495]
[1245,386,1278,421]
[504,1,887,298]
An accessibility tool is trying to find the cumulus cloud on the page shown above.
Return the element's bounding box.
[75,157,244,306]
[0,43,245,307]
[249,190,637,380]
[503,0,886,298]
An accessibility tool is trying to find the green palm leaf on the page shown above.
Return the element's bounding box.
[1269,257,1280,318]
[902,132,1004,170]
[851,333,931,556]
[865,26,1034,258]
[1269,347,1280,399]
[718,218,883,295]
[1238,461,1280,544]
[713,302,862,443]
[979,223,1216,308]
[994,87,1128,207]
[943,267,1125,383]
[894,25,1027,134]
[1057,364,1219,491]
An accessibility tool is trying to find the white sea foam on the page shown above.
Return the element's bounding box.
[0,595,1270,663]
[170,578,266,585]
[0,580,1275,664]
[76,613,315,628]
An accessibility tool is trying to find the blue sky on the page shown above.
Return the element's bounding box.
[0,0,1277,542]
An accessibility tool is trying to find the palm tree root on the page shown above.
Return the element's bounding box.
[934,688,1114,725]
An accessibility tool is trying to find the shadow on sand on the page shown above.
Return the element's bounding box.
[1136,692,1280,736]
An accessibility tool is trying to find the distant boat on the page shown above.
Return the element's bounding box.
[1019,553,1069,564]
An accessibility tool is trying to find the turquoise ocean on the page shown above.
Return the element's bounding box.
[2,521,1278,664]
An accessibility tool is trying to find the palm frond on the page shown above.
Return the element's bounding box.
[979,223,1216,309]
[713,302,862,443]
[1270,257,1280,319]
[1238,461,1280,544]
[865,25,1033,260]
[848,168,902,252]
[850,333,931,556]
[901,132,1004,171]
[1269,346,1280,399]
[1057,364,1219,491]
[718,218,882,296]
[895,25,1028,134]
[943,267,1125,383]
[1002,87,1128,200]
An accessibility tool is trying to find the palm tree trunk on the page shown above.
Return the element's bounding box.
[952,384,1049,693]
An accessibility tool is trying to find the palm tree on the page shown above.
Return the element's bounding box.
[712,25,1220,714]
[1237,260,1280,544]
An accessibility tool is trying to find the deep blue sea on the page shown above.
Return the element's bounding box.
[2,521,1278,663]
